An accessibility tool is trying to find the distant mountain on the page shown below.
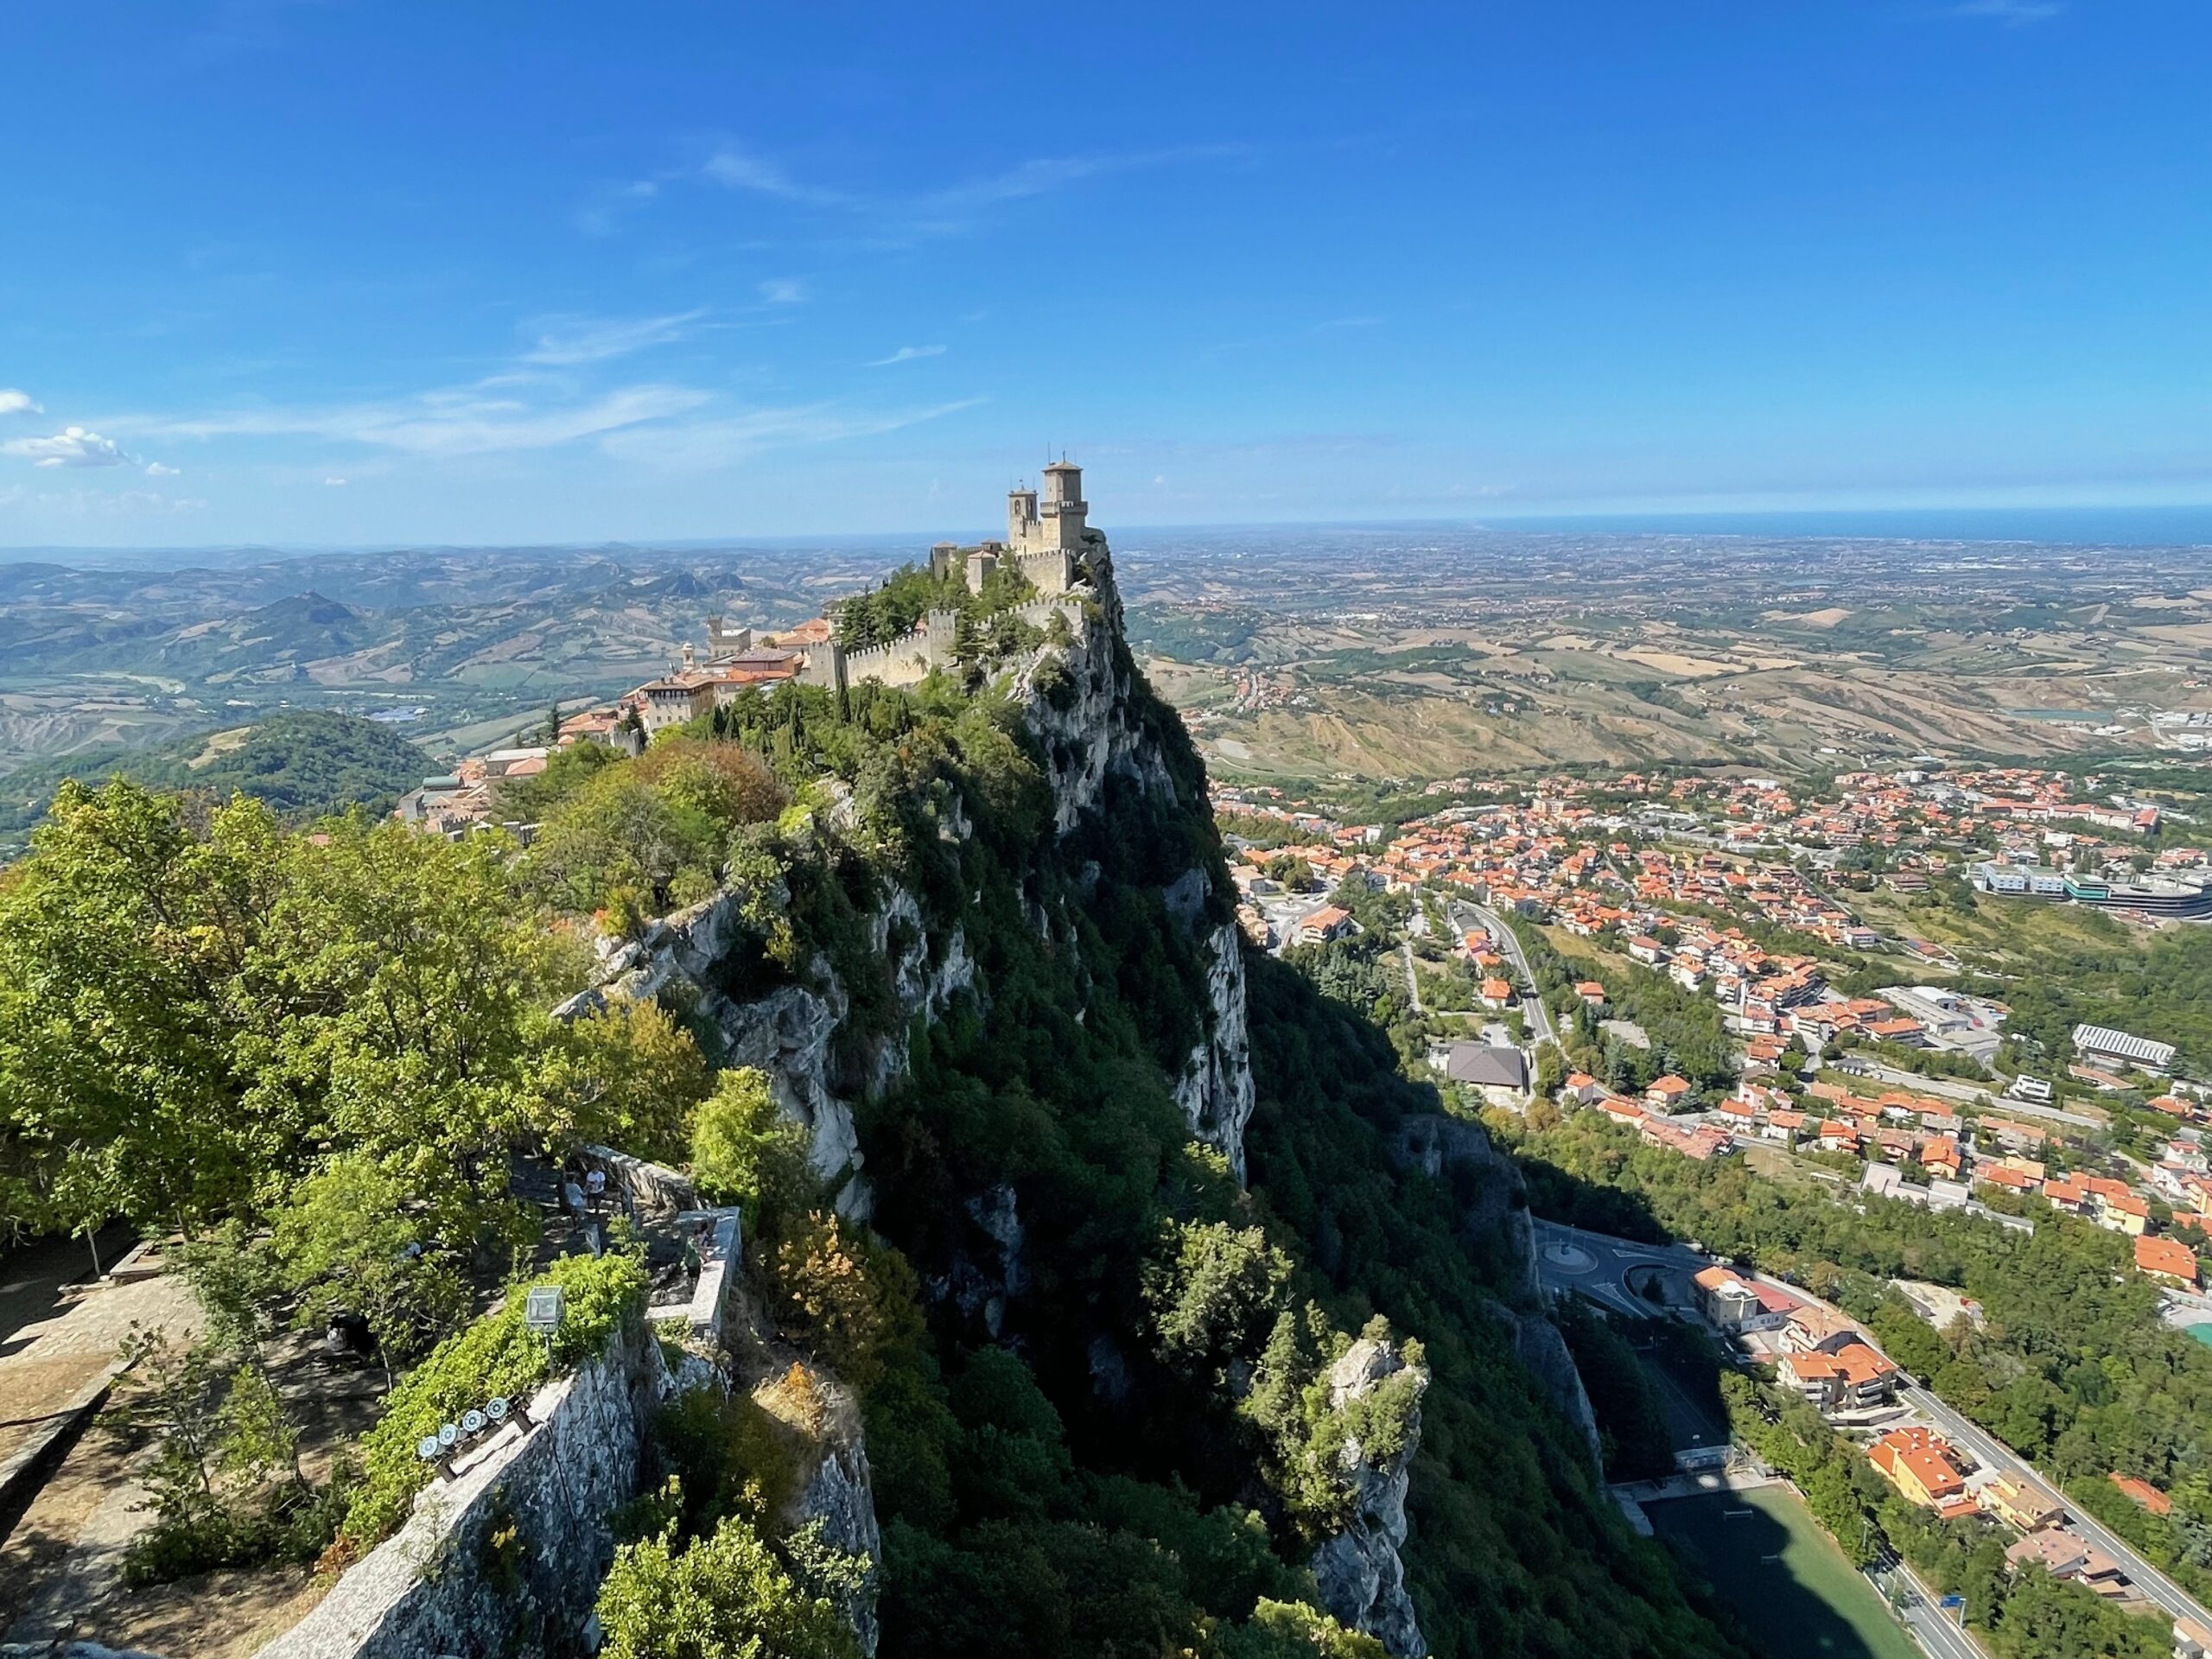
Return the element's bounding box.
[0,711,433,851]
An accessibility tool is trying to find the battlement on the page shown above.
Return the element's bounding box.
[801,591,1092,692]
[801,461,1109,696]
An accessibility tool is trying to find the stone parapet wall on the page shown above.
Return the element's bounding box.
[836,591,1090,690]
[255,1323,664,1659]
[577,1142,696,1218]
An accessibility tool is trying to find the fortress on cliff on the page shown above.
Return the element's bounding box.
[799,459,1106,693]
[549,462,1108,758]
[927,458,1091,598]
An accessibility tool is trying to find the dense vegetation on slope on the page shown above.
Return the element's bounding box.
[830,556,1041,651]
[1990,923,2212,1076]
[1239,961,1747,1658]
[0,710,430,848]
[0,621,1759,1654]
[478,645,1754,1655]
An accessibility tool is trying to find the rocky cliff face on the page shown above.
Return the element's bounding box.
[783,1376,884,1658]
[1389,1114,1604,1478]
[1010,563,1253,1174]
[557,541,1608,1658]
[1308,1338,1428,1659]
[568,546,1252,1196]
[561,864,976,1215]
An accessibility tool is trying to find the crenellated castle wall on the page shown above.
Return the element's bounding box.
[801,590,1090,692]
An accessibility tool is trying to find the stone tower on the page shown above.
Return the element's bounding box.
[1039,460,1087,549]
[1007,460,1087,558]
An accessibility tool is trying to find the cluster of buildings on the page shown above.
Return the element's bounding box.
[393,745,551,837]
[1248,760,2210,940]
[559,618,820,752]
[1548,996,2212,1276]
[391,467,1115,842]
[1692,1253,2177,1612]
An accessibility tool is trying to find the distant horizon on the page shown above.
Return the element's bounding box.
[7,499,2212,567]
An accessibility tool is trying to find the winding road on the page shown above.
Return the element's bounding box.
[1454,900,1556,1046]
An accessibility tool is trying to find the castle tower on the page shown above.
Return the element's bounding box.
[705,615,751,663]
[1007,485,1040,551]
[1039,460,1087,551]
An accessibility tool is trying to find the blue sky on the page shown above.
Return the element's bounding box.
[1,0,2206,544]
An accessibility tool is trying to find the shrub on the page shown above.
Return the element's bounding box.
[595,1513,860,1659]
[111,1332,345,1586]
[767,1211,923,1391]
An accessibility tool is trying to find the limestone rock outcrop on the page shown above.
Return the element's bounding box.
[1309,1337,1428,1659]
[785,1382,885,1658]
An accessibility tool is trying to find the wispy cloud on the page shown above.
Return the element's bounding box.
[144,461,181,477]
[520,309,707,365]
[866,345,946,367]
[0,388,42,416]
[702,148,855,207]
[589,140,1254,246]
[135,381,714,459]
[598,397,984,471]
[757,278,807,306]
[3,425,139,468]
[573,178,662,237]
[0,485,206,516]
[914,145,1249,216]
[1951,0,2063,20]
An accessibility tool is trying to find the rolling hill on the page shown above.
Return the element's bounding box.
[0,711,434,850]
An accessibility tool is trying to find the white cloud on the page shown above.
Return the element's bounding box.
[907,143,1253,222]
[144,461,181,477]
[0,388,41,416]
[702,149,852,207]
[598,396,984,472]
[866,345,946,367]
[668,142,1252,245]
[325,476,348,486]
[573,177,662,237]
[1952,0,2063,18]
[2,425,138,467]
[521,309,707,365]
[757,278,807,306]
[137,381,713,459]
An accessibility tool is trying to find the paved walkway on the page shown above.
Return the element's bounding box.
[1,1273,192,1471]
[0,1267,200,1643]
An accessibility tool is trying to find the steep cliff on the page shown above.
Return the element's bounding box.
[557,526,1734,1659]
[569,555,1252,1200]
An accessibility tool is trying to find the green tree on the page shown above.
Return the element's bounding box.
[1143,1220,1293,1376]
[690,1067,817,1233]
[270,1154,474,1382]
[595,1514,861,1659]
[534,999,712,1164]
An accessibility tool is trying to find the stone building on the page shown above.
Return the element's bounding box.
[928,459,1091,599]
